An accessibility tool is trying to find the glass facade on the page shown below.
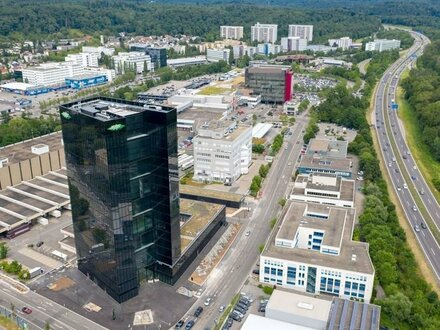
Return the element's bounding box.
[60,97,180,302]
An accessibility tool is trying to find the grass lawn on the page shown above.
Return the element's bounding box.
[0,315,20,330]
[199,86,232,95]
[397,70,440,203]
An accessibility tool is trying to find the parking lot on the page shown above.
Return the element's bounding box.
[294,74,338,91]
[1,211,74,272]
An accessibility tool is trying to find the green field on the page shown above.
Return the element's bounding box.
[396,72,440,204]
[0,315,20,330]
[198,86,232,95]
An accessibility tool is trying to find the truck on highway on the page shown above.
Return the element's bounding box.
[29,267,44,279]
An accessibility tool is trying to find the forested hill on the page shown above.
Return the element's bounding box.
[0,0,381,41]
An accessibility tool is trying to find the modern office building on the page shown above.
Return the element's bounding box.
[220,26,244,40]
[328,37,353,50]
[288,25,314,42]
[206,48,230,63]
[167,56,208,69]
[65,52,99,67]
[298,155,352,178]
[306,138,348,159]
[193,124,252,184]
[290,173,355,208]
[245,64,293,103]
[260,201,375,302]
[22,62,84,86]
[60,97,225,302]
[112,52,152,74]
[365,39,401,52]
[281,37,308,52]
[251,23,278,43]
[82,46,115,57]
[146,47,168,69]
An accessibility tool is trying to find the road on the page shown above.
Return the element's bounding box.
[0,284,108,330]
[184,114,309,330]
[373,30,440,281]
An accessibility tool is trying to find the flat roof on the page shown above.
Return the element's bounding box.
[307,138,348,159]
[178,107,224,130]
[246,66,289,74]
[292,174,355,202]
[0,132,63,166]
[263,201,374,274]
[179,184,244,203]
[179,198,224,252]
[197,125,251,142]
[241,314,313,330]
[299,155,352,173]
[66,73,106,80]
[267,289,332,323]
[0,82,37,91]
[252,123,272,139]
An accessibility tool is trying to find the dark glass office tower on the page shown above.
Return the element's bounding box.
[60,97,181,302]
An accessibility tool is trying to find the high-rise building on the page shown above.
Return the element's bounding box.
[60,97,181,302]
[220,26,244,40]
[251,23,278,43]
[112,52,152,74]
[288,25,314,42]
[65,52,99,67]
[245,64,293,103]
[281,37,308,52]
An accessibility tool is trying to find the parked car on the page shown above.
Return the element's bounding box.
[36,241,44,247]
[194,306,203,317]
[185,320,195,330]
[175,320,184,329]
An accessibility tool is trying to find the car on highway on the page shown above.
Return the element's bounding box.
[411,175,416,180]
[421,222,427,229]
[413,205,418,212]
[419,189,425,195]
[395,168,400,173]
[219,305,225,313]
[185,320,195,330]
[397,186,402,191]
[403,183,408,189]
[21,307,32,314]
[245,230,251,237]
[414,225,421,232]
[204,297,212,306]
[388,162,392,167]
[194,306,203,317]
[175,320,184,328]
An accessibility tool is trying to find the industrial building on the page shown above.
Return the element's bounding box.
[281,37,308,52]
[290,173,355,208]
[259,201,375,302]
[206,49,230,63]
[245,64,293,103]
[167,56,208,69]
[220,26,244,40]
[60,97,225,302]
[251,23,278,43]
[365,39,401,52]
[193,124,252,184]
[288,25,314,42]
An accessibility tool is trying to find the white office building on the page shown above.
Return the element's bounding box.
[65,52,99,67]
[206,48,230,63]
[260,201,374,302]
[220,26,244,40]
[328,37,353,50]
[281,37,308,52]
[22,62,84,86]
[82,46,115,57]
[167,56,207,68]
[251,23,278,43]
[257,43,281,55]
[288,25,314,42]
[290,173,355,208]
[365,39,401,52]
[83,67,116,82]
[193,125,252,184]
[112,52,152,74]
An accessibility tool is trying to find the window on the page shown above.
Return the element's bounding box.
[277,269,283,277]
[271,268,276,275]
[264,267,270,274]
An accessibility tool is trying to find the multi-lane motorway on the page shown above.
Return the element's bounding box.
[374,30,440,281]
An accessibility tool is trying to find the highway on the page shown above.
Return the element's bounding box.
[184,113,309,330]
[0,283,108,330]
[374,30,440,282]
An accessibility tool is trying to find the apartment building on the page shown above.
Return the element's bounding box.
[281,37,308,52]
[328,37,353,50]
[65,52,99,67]
[206,48,230,63]
[260,201,374,302]
[220,26,244,40]
[193,124,252,184]
[288,25,314,42]
[251,23,278,43]
[112,52,152,74]
[365,39,401,52]
[257,43,281,56]
[82,46,116,57]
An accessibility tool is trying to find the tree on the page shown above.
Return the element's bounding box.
[0,243,8,259]
[379,292,412,324]
[259,164,269,178]
[278,198,287,208]
[45,321,51,330]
